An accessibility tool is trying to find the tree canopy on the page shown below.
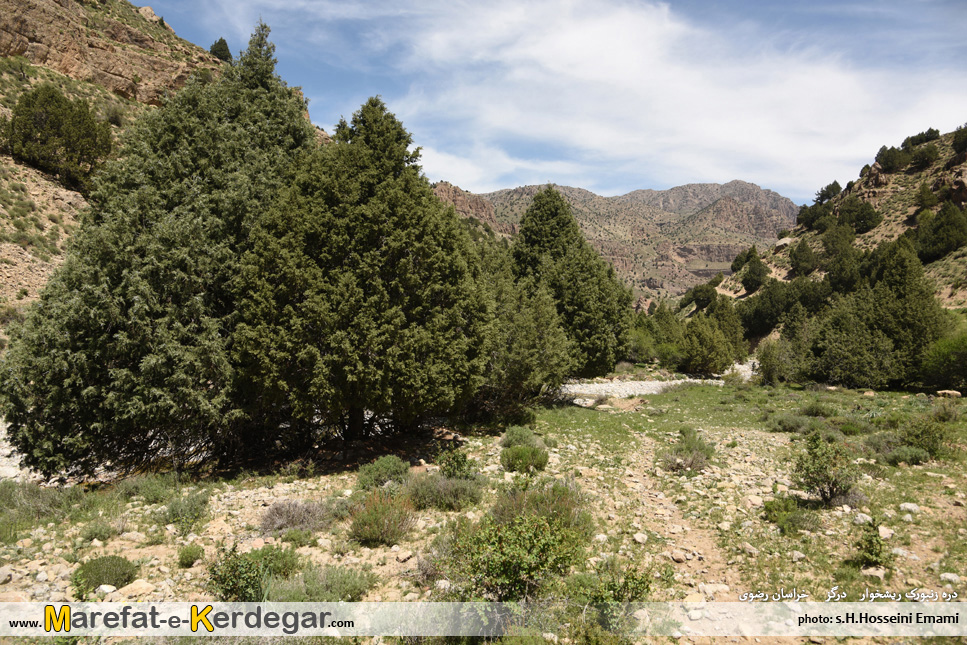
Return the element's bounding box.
[511,187,632,377]
[0,23,316,477]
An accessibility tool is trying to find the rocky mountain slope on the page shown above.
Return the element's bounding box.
[436,181,798,297]
[0,0,221,105]
[728,128,967,308]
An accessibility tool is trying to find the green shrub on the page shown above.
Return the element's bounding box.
[500,444,549,473]
[177,544,205,568]
[280,528,316,547]
[115,473,181,504]
[349,489,414,546]
[2,84,111,190]
[208,545,266,602]
[453,515,581,601]
[574,557,651,631]
[855,522,893,567]
[80,520,116,543]
[490,478,594,540]
[900,417,950,458]
[500,426,538,448]
[260,499,330,533]
[71,555,138,597]
[762,496,820,535]
[165,491,209,536]
[356,455,411,490]
[247,545,302,579]
[406,473,482,511]
[768,414,816,434]
[794,432,859,505]
[265,565,377,602]
[885,446,930,466]
[800,401,836,418]
[657,427,714,473]
[438,451,478,480]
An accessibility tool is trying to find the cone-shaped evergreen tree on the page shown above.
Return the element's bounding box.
[236,97,491,439]
[511,187,632,377]
[0,23,315,477]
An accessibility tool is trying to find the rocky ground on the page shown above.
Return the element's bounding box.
[0,379,964,645]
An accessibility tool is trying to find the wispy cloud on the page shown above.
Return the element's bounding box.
[158,0,967,203]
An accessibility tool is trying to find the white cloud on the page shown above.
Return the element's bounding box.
[189,0,967,202]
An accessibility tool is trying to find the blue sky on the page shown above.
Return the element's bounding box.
[136,0,966,205]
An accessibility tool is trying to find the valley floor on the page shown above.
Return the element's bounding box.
[0,381,965,645]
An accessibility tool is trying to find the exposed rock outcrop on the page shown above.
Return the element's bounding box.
[0,0,220,105]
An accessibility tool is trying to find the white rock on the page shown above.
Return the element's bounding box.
[940,573,961,584]
[633,533,648,544]
[853,513,873,525]
[878,526,895,540]
[899,503,920,514]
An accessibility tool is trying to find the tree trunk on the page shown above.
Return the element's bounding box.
[346,407,364,441]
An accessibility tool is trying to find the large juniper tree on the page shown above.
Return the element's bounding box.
[235,97,492,439]
[511,187,632,377]
[0,23,315,477]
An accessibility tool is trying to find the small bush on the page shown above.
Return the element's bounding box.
[266,565,377,602]
[406,473,483,511]
[763,496,820,535]
[572,557,651,631]
[885,446,930,466]
[794,432,859,505]
[452,515,581,601]
[768,414,819,434]
[500,444,549,473]
[247,545,302,579]
[349,489,414,546]
[438,451,478,480]
[855,522,893,567]
[901,416,950,458]
[261,499,330,533]
[356,455,411,490]
[208,545,266,602]
[71,555,138,597]
[177,544,205,568]
[800,401,836,418]
[500,426,539,448]
[490,478,594,540]
[281,528,316,547]
[80,520,116,543]
[657,427,714,473]
[165,491,209,536]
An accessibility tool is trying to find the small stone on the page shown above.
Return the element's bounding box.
[119,579,155,597]
[745,495,763,508]
[791,551,806,563]
[937,390,962,398]
[863,391,875,397]
[96,584,117,594]
[633,533,648,544]
[90,538,103,548]
[395,550,413,563]
[741,542,759,557]
[251,538,265,549]
[670,550,687,563]
[0,567,12,585]
[717,521,731,531]
[35,571,48,582]
[542,633,559,643]
[435,580,451,591]
[899,503,920,514]
[878,526,895,540]
[853,513,873,525]
[940,573,961,584]
[861,567,886,581]
[342,489,353,497]
[902,514,914,523]
[594,534,608,544]
[120,531,147,543]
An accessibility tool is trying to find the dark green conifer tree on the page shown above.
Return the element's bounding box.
[210,37,233,63]
[0,23,315,477]
[236,97,492,439]
[740,247,768,293]
[511,187,632,377]
[790,239,818,276]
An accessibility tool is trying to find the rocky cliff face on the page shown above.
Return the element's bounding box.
[0,0,220,105]
[432,182,515,236]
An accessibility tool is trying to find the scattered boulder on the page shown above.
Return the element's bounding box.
[937,390,962,398]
